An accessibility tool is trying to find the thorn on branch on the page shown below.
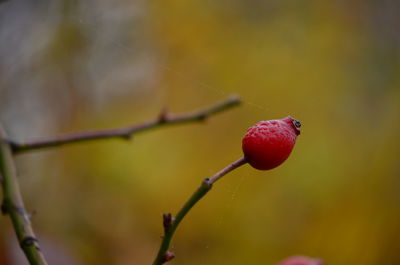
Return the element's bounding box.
[202,178,213,188]
[196,114,207,122]
[159,108,170,123]
[121,133,133,140]
[161,251,175,263]
[20,236,39,248]
[163,213,173,233]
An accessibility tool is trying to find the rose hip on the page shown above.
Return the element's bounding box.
[276,256,324,265]
[242,116,301,170]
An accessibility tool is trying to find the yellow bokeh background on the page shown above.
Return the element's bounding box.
[0,1,399,265]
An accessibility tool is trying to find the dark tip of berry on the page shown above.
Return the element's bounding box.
[284,116,301,135]
[293,120,301,129]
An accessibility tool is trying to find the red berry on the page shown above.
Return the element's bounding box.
[276,256,324,265]
[242,116,301,170]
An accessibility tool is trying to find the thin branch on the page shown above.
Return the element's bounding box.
[0,125,49,265]
[152,157,247,265]
[9,95,241,154]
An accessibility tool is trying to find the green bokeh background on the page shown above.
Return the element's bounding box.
[0,1,399,265]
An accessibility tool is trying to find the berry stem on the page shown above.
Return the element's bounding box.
[209,157,247,183]
[152,157,247,265]
[8,95,241,154]
[0,125,49,265]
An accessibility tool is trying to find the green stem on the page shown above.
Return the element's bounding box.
[152,157,247,265]
[9,95,241,153]
[0,125,48,265]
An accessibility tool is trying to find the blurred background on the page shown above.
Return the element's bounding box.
[0,0,399,264]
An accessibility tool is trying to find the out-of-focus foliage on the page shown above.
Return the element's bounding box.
[1,0,399,265]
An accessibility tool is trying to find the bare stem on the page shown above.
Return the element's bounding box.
[9,95,241,153]
[152,157,247,265]
[0,125,49,265]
